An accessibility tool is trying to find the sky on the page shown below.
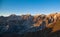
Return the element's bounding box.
[0,0,60,16]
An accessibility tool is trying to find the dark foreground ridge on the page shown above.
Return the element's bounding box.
[0,13,60,37]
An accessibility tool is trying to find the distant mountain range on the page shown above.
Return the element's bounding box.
[0,13,60,37]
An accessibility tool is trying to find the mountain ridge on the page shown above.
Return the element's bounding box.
[0,13,60,37]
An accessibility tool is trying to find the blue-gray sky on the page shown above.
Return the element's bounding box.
[0,0,60,16]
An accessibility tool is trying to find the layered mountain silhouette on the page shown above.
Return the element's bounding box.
[0,13,60,37]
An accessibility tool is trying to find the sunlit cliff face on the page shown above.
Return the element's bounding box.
[33,13,60,31]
